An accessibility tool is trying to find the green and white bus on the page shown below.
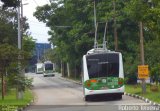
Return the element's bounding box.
[82,49,124,101]
[43,61,55,77]
[82,1,124,101]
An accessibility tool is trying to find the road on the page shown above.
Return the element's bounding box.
[24,73,151,111]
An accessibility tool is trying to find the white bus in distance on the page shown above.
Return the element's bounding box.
[43,61,55,77]
[36,63,43,74]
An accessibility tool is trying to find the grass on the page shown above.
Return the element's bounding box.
[125,84,160,103]
[0,88,33,110]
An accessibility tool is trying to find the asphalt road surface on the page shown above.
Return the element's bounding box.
[24,73,151,111]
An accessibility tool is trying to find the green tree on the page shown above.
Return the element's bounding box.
[33,0,160,81]
[0,44,19,100]
[0,8,18,46]
[22,35,36,59]
[0,5,35,99]
[145,38,160,84]
[1,0,19,8]
[150,65,160,85]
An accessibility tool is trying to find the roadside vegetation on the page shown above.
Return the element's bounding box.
[0,88,33,105]
[34,0,160,84]
[126,84,160,103]
[0,0,35,107]
[0,88,33,110]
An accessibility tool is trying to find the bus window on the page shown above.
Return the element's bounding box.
[86,53,119,79]
[45,64,53,70]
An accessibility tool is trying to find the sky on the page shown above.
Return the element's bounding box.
[23,0,50,43]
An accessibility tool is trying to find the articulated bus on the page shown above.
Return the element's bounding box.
[43,61,55,77]
[82,49,124,101]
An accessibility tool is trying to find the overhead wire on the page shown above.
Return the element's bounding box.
[29,0,51,42]
[32,0,39,6]
[28,20,46,24]
[46,0,50,4]
[31,32,50,36]
[29,22,47,27]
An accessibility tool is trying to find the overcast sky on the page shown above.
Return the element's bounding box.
[23,0,50,43]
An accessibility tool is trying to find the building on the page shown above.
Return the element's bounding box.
[35,43,51,62]
[25,43,51,73]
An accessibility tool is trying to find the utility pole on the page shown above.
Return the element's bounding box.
[113,0,118,51]
[17,0,23,99]
[140,22,145,65]
[139,21,146,94]
[93,0,98,49]
[20,0,23,46]
[18,2,21,50]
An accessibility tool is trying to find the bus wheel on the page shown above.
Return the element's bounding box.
[84,96,89,101]
[117,95,122,100]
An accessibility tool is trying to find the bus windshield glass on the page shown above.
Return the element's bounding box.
[45,64,53,70]
[86,53,119,79]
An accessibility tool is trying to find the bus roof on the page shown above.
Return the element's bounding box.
[44,61,52,64]
[86,48,121,55]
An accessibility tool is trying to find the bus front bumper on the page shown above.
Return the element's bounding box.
[84,85,125,96]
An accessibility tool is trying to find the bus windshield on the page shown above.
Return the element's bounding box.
[86,53,119,79]
[45,64,53,70]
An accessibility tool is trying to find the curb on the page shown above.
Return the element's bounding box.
[16,99,34,111]
[55,72,82,85]
[58,76,82,85]
[124,92,160,106]
[15,99,34,111]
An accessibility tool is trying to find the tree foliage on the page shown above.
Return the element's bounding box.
[0,8,18,46]
[0,44,19,67]
[0,5,35,98]
[1,0,19,8]
[34,0,160,79]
